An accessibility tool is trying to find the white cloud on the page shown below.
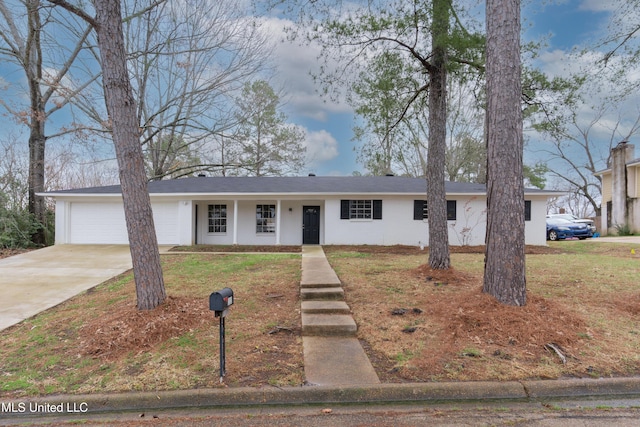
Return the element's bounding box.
[258,16,352,121]
[302,128,340,165]
[578,0,618,13]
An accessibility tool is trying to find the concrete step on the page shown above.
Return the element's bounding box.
[301,300,351,315]
[303,336,380,385]
[301,258,341,287]
[302,313,357,337]
[300,274,341,288]
[300,281,342,289]
[300,287,344,301]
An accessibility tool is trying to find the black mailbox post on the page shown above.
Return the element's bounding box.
[209,287,234,382]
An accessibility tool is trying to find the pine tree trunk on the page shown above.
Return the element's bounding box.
[427,0,451,270]
[483,0,526,306]
[93,0,166,310]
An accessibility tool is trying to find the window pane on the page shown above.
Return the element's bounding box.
[349,200,372,219]
[208,204,227,233]
[256,204,276,233]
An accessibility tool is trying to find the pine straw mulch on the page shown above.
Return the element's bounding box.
[339,258,624,383]
[76,296,210,361]
[0,248,32,259]
[408,265,587,380]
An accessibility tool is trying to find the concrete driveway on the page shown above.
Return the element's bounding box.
[0,245,136,332]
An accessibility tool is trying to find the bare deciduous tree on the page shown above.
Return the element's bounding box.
[0,0,99,245]
[122,0,272,180]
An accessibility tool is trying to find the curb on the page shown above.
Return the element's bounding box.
[2,378,640,418]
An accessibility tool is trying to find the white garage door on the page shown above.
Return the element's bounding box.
[69,202,128,244]
[152,202,179,244]
[69,202,180,245]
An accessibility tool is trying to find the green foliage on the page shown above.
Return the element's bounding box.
[523,162,549,189]
[0,192,43,248]
[614,223,634,237]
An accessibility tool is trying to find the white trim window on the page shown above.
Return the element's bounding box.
[208,204,227,233]
[350,199,371,219]
[256,204,276,233]
[340,200,383,220]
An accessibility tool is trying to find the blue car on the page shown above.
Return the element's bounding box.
[546,217,593,241]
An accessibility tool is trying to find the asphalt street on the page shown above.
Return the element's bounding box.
[3,397,640,426]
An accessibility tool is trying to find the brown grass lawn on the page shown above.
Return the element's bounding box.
[325,243,640,382]
[1,242,639,397]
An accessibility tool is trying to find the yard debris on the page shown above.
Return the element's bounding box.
[392,308,423,316]
[266,293,284,299]
[267,326,294,335]
[544,342,567,364]
[402,327,417,333]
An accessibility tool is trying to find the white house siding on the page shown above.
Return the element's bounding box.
[525,196,549,246]
[324,197,418,246]
[447,197,487,246]
[52,192,550,247]
[196,199,326,246]
[196,202,235,246]
[236,200,278,245]
[324,196,489,246]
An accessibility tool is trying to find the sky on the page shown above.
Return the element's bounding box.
[0,0,631,183]
[261,0,624,177]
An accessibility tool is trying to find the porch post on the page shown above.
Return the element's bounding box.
[233,199,238,245]
[276,199,282,245]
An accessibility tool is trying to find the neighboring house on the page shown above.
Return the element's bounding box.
[41,176,557,247]
[595,141,640,235]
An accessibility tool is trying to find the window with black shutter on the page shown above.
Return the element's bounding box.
[340,199,382,220]
[373,200,382,219]
[414,200,427,220]
[447,200,457,221]
[414,200,456,220]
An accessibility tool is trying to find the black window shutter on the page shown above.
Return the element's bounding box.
[373,200,382,219]
[414,200,425,220]
[340,200,350,219]
[447,200,457,221]
[524,200,531,221]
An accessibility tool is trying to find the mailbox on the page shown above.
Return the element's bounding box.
[209,287,234,315]
[209,287,234,382]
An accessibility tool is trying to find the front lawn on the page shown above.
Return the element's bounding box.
[1,242,639,397]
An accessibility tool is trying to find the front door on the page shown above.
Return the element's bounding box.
[302,206,320,244]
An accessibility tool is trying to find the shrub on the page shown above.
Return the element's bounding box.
[614,223,633,237]
[0,193,44,248]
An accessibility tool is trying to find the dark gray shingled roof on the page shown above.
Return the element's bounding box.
[44,176,555,196]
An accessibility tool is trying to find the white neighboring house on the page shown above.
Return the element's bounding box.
[41,176,557,247]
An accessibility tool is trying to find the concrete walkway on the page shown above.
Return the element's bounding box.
[300,245,380,386]
[0,245,170,331]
